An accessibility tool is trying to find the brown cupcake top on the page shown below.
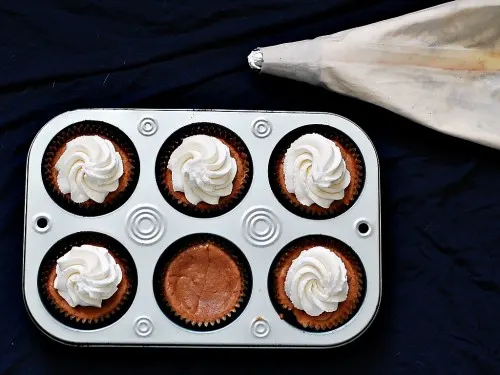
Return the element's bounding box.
[164,242,244,325]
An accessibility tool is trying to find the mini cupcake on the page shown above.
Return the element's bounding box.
[156,123,252,218]
[42,121,140,216]
[271,236,364,331]
[38,232,137,329]
[269,125,364,219]
[154,234,250,330]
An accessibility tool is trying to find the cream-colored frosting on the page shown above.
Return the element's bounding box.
[284,133,351,208]
[285,246,348,316]
[54,245,123,308]
[167,135,237,205]
[55,135,124,203]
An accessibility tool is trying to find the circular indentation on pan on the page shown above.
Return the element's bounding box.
[355,218,372,237]
[138,117,158,136]
[153,233,252,332]
[33,213,51,233]
[268,124,365,220]
[251,317,270,338]
[37,231,138,330]
[242,206,281,247]
[134,316,154,337]
[155,123,253,218]
[268,235,366,332]
[251,118,272,138]
[126,204,165,245]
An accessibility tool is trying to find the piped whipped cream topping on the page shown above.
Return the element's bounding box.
[55,135,124,203]
[167,135,237,205]
[284,133,351,208]
[285,246,348,316]
[54,245,123,308]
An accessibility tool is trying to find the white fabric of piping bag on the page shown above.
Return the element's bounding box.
[253,0,500,150]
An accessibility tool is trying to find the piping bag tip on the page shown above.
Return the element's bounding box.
[247,41,322,86]
[248,49,263,71]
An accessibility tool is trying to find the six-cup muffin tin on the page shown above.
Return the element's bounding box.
[23,109,381,348]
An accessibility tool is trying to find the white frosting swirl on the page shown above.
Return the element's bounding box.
[55,135,124,204]
[285,246,348,316]
[167,135,237,205]
[54,245,123,308]
[284,133,351,208]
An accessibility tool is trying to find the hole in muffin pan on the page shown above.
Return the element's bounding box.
[155,122,253,218]
[41,121,140,217]
[356,220,371,237]
[153,233,253,332]
[267,235,367,333]
[37,231,138,330]
[37,217,48,228]
[268,124,366,220]
[33,213,51,233]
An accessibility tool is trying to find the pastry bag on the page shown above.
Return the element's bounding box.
[248,0,500,149]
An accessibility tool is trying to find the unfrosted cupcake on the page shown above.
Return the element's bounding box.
[42,121,139,216]
[154,234,251,330]
[38,232,137,329]
[271,236,364,331]
[269,126,364,219]
[156,123,252,218]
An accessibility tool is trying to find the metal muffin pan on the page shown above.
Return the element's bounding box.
[23,109,381,348]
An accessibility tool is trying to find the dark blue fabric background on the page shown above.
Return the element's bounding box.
[1,0,499,373]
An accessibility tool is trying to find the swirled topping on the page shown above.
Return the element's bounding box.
[55,135,124,203]
[284,133,351,208]
[54,245,123,308]
[167,135,237,205]
[285,246,348,316]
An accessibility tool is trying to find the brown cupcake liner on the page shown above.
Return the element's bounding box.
[153,233,252,331]
[268,124,366,220]
[37,232,138,330]
[155,123,253,218]
[269,235,365,332]
[41,120,140,217]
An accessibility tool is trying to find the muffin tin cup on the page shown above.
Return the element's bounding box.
[41,120,140,217]
[269,124,365,220]
[153,233,252,331]
[37,231,138,330]
[24,109,381,348]
[270,235,366,332]
[155,122,253,218]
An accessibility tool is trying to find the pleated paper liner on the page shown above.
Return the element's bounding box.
[41,120,140,217]
[37,231,138,330]
[268,124,365,220]
[153,233,252,331]
[155,122,253,218]
[268,235,366,332]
